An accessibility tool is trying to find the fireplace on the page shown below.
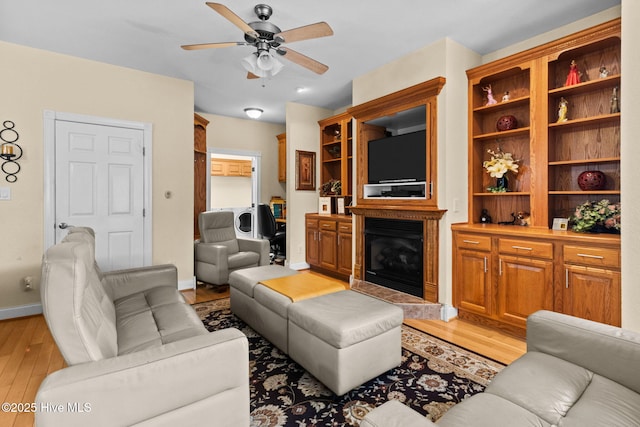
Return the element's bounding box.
[364,217,424,298]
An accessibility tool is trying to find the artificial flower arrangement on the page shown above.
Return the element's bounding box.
[569,199,621,233]
[320,179,341,196]
[483,148,520,193]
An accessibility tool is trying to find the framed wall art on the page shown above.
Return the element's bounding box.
[295,150,316,191]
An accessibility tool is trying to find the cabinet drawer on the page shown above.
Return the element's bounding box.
[455,234,491,251]
[499,238,553,259]
[306,219,318,229]
[564,245,620,268]
[338,222,352,233]
[319,220,337,231]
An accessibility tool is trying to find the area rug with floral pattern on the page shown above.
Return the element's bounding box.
[193,299,504,426]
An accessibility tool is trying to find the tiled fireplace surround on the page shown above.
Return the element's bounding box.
[350,206,445,319]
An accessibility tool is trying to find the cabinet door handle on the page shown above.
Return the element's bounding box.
[511,245,532,251]
[577,253,604,259]
[319,232,321,241]
[463,239,480,245]
[499,258,503,276]
[483,256,488,274]
[565,268,569,288]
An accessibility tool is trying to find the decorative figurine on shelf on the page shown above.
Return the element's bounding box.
[479,209,493,224]
[483,84,497,106]
[599,66,610,79]
[610,86,620,114]
[557,97,569,123]
[565,60,581,86]
[501,91,511,102]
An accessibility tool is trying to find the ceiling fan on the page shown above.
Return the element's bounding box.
[181,3,333,79]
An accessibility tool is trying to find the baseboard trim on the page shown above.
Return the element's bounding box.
[440,304,458,321]
[178,277,196,291]
[0,303,43,320]
[287,262,310,271]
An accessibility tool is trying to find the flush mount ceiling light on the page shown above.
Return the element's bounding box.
[244,108,263,119]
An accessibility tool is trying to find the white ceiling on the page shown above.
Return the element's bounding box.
[0,0,620,124]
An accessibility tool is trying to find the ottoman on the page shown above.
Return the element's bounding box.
[229,265,299,351]
[288,290,404,395]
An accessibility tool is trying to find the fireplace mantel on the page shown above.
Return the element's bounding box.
[350,206,445,303]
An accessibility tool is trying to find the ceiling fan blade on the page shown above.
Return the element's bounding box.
[279,47,329,75]
[247,72,260,79]
[181,42,245,50]
[206,2,259,38]
[275,22,333,44]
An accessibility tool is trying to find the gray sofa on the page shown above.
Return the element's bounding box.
[36,227,250,427]
[362,310,640,427]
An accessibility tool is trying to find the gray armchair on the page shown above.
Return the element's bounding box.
[195,210,269,285]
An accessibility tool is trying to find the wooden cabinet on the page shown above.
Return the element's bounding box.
[453,226,620,334]
[562,245,621,326]
[454,19,621,333]
[210,158,252,177]
[194,113,209,239]
[277,133,286,182]
[305,218,320,267]
[454,231,554,334]
[454,234,492,316]
[305,213,352,279]
[337,221,353,276]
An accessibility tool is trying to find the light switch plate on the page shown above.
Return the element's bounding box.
[0,187,11,200]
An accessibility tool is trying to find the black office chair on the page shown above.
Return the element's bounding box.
[258,204,286,260]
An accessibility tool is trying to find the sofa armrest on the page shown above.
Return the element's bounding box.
[36,328,249,427]
[362,400,436,427]
[102,264,178,300]
[195,243,228,267]
[238,237,270,266]
[527,310,640,394]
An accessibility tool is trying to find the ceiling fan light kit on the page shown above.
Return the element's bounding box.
[182,3,333,78]
[244,108,264,119]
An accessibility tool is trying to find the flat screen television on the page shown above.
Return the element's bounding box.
[367,130,426,184]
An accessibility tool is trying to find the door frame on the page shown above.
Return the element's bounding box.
[208,148,261,238]
[43,110,153,265]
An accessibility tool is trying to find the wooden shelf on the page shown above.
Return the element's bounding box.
[472,95,530,112]
[549,157,620,166]
[473,191,530,197]
[548,113,620,129]
[549,190,620,195]
[473,127,530,141]
[548,74,620,96]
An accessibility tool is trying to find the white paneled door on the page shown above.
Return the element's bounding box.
[55,120,145,271]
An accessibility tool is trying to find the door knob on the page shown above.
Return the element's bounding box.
[58,222,74,229]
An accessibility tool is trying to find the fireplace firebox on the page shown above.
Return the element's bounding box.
[364,217,424,298]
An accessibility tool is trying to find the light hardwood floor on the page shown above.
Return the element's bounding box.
[0,274,524,427]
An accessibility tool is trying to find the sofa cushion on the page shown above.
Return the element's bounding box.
[486,351,592,425]
[288,290,403,349]
[559,374,640,427]
[438,392,552,427]
[229,265,299,298]
[115,289,207,355]
[228,251,260,269]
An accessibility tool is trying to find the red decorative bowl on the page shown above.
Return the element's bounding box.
[577,170,606,191]
[496,115,518,132]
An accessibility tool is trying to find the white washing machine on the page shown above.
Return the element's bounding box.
[230,207,254,238]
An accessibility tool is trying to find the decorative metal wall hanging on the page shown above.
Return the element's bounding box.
[0,120,22,183]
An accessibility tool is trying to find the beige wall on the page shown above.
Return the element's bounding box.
[0,41,195,312]
[285,102,332,268]
[199,113,285,204]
